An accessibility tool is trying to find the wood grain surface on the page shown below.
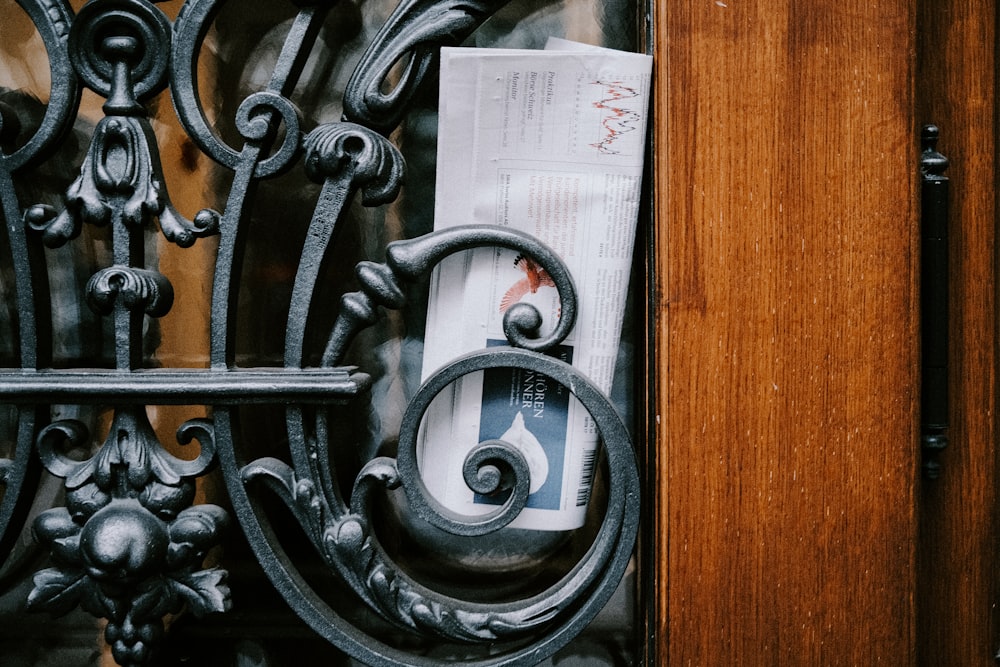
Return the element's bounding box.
[651,2,920,663]
[916,1,999,665]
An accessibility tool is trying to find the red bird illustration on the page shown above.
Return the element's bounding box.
[500,254,556,312]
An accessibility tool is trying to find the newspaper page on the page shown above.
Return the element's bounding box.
[419,40,652,531]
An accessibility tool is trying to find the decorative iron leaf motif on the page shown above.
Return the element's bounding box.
[29,409,230,666]
[24,113,219,248]
[25,567,87,616]
[302,123,405,205]
[87,266,175,317]
[23,0,218,249]
[168,568,232,616]
[241,445,569,643]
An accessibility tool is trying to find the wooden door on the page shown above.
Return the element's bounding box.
[916,1,999,665]
[650,0,999,664]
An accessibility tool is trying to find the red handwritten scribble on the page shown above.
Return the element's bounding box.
[590,80,642,155]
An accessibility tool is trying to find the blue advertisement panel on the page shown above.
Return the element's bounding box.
[475,339,574,510]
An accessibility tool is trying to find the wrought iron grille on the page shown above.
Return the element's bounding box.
[0,0,643,664]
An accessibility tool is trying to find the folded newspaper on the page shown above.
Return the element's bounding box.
[419,38,652,531]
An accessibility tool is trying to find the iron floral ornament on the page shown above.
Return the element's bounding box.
[27,408,229,666]
[24,2,219,251]
[24,110,220,249]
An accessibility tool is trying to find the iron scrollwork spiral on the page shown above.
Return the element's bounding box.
[239,345,638,659]
[0,0,643,664]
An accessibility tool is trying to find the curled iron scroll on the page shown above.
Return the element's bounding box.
[226,215,636,664]
[342,0,511,134]
[2,0,80,173]
[323,224,578,366]
[171,0,318,179]
[229,345,638,666]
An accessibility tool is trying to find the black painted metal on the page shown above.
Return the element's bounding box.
[0,0,81,575]
[0,0,642,664]
[28,407,230,664]
[342,0,512,134]
[920,124,949,480]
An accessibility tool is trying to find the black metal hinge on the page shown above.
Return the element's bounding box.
[920,124,949,480]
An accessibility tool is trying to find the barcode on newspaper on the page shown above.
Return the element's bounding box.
[576,448,598,507]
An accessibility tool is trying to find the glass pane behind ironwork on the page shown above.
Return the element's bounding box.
[0,0,644,664]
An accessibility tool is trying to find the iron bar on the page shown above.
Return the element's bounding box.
[0,368,369,404]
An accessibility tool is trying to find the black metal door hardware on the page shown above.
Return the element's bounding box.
[920,124,949,480]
